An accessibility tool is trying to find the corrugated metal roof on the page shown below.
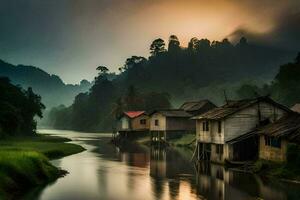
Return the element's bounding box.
[258,113,300,143]
[226,130,258,144]
[192,96,291,120]
[150,109,192,117]
[180,100,216,112]
[124,111,146,118]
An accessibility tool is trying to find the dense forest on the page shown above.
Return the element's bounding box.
[0,59,92,108]
[46,36,297,132]
[236,52,300,106]
[0,77,45,137]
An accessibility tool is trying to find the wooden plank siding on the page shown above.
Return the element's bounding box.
[259,135,287,162]
[150,113,166,131]
[196,120,224,144]
[166,117,195,131]
[224,102,286,142]
[131,114,150,131]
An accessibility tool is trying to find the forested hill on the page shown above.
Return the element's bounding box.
[114,36,295,104]
[47,36,298,132]
[0,59,91,108]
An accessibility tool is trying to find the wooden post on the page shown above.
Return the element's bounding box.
[197,142,200,161]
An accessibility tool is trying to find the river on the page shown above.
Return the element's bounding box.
[25,129,300,200]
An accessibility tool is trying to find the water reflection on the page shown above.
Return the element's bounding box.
[26,130,300,200]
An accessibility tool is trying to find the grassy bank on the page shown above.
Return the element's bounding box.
[252,159,300,182]
[0,135,85,199]
[168,134,195,147]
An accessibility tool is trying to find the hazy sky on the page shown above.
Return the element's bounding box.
[0,0,299,83]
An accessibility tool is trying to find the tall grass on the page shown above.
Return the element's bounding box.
[0,135,85,199]
[0,135,85,159]
[0,150,63,199]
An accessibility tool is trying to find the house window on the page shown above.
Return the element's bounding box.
[216,144,223,154]
[202,121,209,131]
[155,120,159,126]
[264,136,281,148]
[140,119,146,125]
[218,121,222,133]
[206,121,209,131]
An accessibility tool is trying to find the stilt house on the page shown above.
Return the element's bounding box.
[117,111,149,138]
[193,96,291,163]
[149,109,194,141]
[149,100,217,142]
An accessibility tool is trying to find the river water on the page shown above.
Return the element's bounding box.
[25,130,300,200]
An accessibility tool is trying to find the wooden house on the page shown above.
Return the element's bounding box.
[149,109,194,141]
[180,100,217,116]
[117,111,150,138]
[257,112,300,162]
[193,96,291,163]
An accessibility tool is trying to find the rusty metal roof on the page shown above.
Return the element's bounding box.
[150,109,192,117]
[258,112,300,143]
[180,100,217,113]
[192,96,291,120]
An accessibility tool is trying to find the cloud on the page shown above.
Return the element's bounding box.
[228,10,300,51]
[0,0,300,83]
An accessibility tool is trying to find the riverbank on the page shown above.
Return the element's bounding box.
[252,159,300,182]
[0,135,85,199]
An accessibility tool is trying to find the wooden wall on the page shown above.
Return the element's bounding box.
[120,117,130,130]
[196,119,225,144]
[150,113,166,131]
[166,117,195,131]
[224,102,287,142]
[259,136,287,162]
[131,114,150,130]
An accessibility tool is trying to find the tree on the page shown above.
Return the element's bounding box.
[0,77,45,136]
[272,53,300,105]
[111,97,125,119]
[195,39,211,51]
[97,66,109,74]
[188,37,198,51]
[150,38,166,57]
[168,35,180,53]
[144,92,171,111]
[122,56,146,71]
[124,85,144,110]
[236,84,260,99]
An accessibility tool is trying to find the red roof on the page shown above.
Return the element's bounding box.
[124,111,145,118]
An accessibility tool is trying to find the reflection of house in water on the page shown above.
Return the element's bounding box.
[117,143,150,168]
[193,97,291,163]
[149,147,197,199]
[195,163,287,200]
[150,147,194,179]
[150,147,167,178]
